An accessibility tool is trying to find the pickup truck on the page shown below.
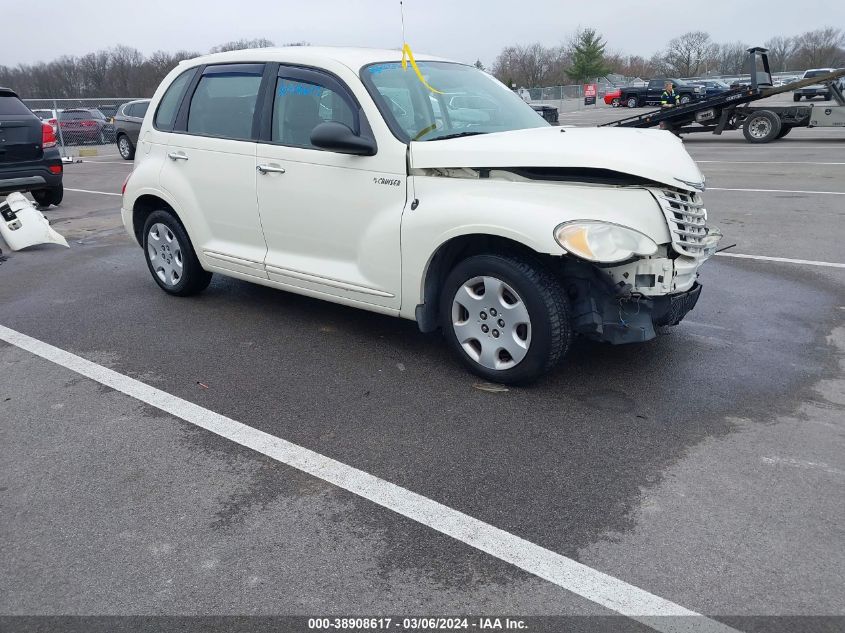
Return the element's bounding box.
[619,79,706,108]
[122,47,721,384]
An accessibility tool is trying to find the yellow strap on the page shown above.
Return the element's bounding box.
[401,43,443,94]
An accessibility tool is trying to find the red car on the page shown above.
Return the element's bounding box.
[604,89,621,107]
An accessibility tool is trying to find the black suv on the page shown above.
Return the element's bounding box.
[0,87,63,206]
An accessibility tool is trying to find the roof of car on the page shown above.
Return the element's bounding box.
[0,87,18,97]
[180,46,451,71]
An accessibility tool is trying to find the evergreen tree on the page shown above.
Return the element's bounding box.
[474,59,485,71]
[567,28,612,83]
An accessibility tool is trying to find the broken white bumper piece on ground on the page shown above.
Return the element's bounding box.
[0,192,68,251]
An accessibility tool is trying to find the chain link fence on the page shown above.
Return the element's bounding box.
[22,98,144,159]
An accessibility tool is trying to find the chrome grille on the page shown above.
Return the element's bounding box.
[654,188,709,257]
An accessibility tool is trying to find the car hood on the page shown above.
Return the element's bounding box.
[410,126,705,192]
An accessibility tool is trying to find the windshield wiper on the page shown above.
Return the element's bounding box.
[429,131,486,141]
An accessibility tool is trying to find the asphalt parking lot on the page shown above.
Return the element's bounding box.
[1,107,844,633]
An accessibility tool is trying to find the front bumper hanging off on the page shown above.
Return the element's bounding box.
[573,282,702,345]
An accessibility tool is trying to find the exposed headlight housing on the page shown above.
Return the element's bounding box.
[554,221,658,263]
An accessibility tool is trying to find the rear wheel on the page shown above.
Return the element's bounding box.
[742,110,782,143]
[626,96,638,108]
[31,189,52,207]
[440,254,571,385]
[117,135,135,160]
[49,184,63,206]
[142,210,212,296]
[680,95,691,105]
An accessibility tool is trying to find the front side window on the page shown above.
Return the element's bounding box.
[187,65,263,140]
[155,68,196,131]
[361,61,547,142]
[272,76,356,148]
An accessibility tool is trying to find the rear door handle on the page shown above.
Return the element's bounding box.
[257,163,286,174]
[167,152,188,161]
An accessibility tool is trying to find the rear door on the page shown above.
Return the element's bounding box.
[0,92,43,167]
[158,63,268,279]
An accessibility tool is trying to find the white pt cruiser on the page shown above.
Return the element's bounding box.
[122,47,721,384]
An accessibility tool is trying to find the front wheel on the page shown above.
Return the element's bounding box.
[680,95,691,105]
[742,110,782,143]
[142,210,212,296]
[611,98,620,107]
[440,254,571,385]
[793,94,801,102]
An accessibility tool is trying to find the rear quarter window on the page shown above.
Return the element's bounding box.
[0,95,33,116]
[154,68,197,131]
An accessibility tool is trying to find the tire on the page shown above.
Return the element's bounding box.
[439,254,571,385]
[793,94,801,102]
[611,98,620,107]
[31,189,52,207]
[117,135,135,160]
[680,95,691,105]
[142,210,212,296]
[626,96,638,108]
[98,130,107,144]
[49,184,63,206]
[775,125,793,139]
[824,94,832,101]
[742,110,782,143]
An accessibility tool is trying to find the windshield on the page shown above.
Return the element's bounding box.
[804,70,831,79]
[361,61,547,142]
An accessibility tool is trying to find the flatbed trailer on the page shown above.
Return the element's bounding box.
[601,48,845,143]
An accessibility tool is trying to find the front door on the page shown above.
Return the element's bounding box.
[255,66,405,310]
[159,63,267,279]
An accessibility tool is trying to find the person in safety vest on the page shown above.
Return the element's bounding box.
[661,81,681,107]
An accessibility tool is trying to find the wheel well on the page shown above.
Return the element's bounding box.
[132,195,179,244]
[415,234,556,333]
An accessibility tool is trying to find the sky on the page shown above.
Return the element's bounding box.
[3,0,843,67]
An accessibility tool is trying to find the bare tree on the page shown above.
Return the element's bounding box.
[791,28,845,68]
[765,36,797,72]
[660,31,718,77]
[714,42,750,75]
[209,38,275,53]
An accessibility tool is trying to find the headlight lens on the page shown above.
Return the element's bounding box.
[554,221,658,263]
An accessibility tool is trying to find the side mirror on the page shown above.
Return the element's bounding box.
[310,121,376,156]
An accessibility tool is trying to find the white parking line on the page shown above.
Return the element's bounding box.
[0,324,737,633]
[716,252,845,268]
[707,187,845,195]
[65,188,122,197]
[698,160,845,166]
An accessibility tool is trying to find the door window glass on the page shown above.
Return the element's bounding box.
[272,77,355,148]
[188,66,263,139]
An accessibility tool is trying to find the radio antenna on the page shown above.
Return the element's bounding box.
[400,1,406,45]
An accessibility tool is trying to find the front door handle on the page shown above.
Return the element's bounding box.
[167,152,188,161]
[257,163,286,174]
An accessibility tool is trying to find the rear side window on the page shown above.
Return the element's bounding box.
[0,95,32,116]
[187,64,264,140]
[155,68,197,131]
[135,102,149,118]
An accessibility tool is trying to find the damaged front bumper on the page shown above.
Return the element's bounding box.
[561,251,707,345]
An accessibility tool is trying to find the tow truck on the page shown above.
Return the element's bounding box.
[601,48,845,143]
